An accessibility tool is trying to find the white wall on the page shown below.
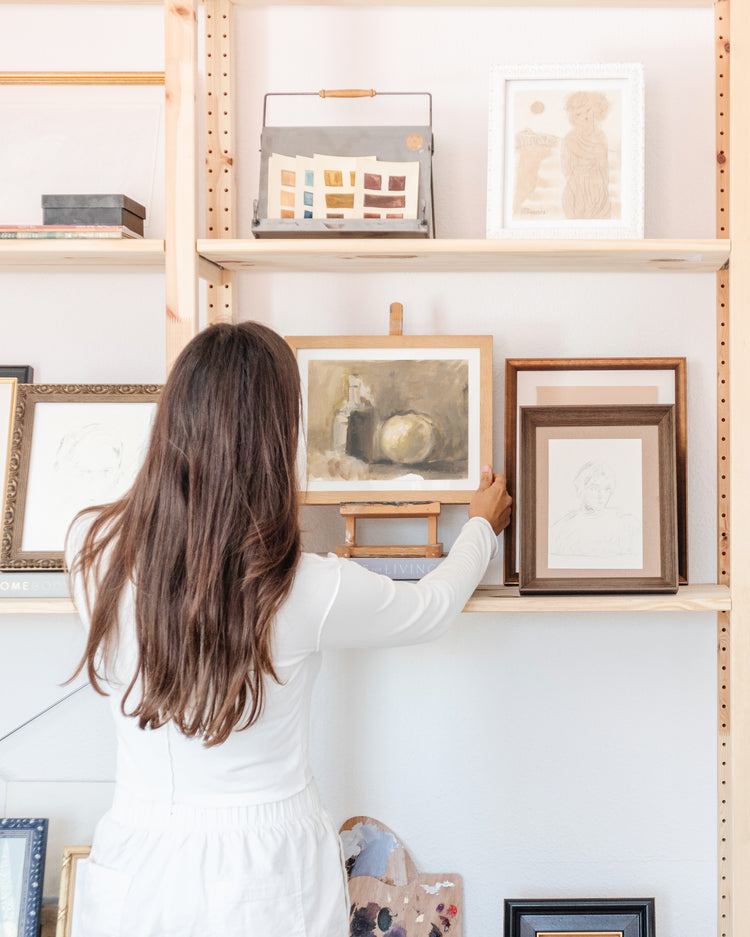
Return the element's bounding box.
[0,4,718,937]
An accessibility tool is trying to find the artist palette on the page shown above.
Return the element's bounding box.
[340,815,463,937]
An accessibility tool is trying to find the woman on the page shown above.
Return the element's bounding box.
[66,321,511,937]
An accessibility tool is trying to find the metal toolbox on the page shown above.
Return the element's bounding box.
[252,90,434,238]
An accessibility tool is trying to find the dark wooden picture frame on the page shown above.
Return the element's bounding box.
[2,383,160,570]
[0,818,48,937]
[504,357,687,585]
[519,404,678,594]
[0,366,34,383]
[504,897,655,937]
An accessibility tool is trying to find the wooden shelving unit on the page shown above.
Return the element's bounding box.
[198,237,730,275]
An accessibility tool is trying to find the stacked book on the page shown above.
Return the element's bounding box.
[0,225,141,239]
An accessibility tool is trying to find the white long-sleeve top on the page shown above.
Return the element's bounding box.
[66,515,497,807]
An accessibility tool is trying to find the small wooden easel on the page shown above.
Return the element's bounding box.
[335,501,443,558]
[334,301,444,560]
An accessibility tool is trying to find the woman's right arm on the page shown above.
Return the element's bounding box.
[316,467,511,650]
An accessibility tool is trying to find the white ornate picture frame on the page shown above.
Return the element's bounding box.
[487,63,645,239]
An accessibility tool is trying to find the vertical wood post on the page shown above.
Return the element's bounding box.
[728,1,750,935]
[716,3,732,935]
[205,0,236,324]
[165,0,199,369]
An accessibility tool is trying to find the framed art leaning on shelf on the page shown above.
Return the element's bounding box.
[286,334,492,504]
[1,383,161,570]
[504,357,687,585]
[519,404,678,594]
[504,897,655,937]
[487,63,645,239]
[0,818,48,937]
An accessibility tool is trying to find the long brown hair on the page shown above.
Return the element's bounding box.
[68,321,302,746]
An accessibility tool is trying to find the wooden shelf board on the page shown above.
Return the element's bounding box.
[0,239,165,269]
[230,0,712,7]
[464,583,731,613]
[0,597,78,616]
[198,238,730,274]
[0,584,729,616]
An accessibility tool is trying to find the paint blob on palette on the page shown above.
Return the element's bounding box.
[265,153,419,221]
[340,816,463,937]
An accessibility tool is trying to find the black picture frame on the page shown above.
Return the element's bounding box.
[0,818,49,937]
[0,366,33,383]
[504,898,655,937]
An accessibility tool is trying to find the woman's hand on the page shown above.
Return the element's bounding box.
[469,465,512,535]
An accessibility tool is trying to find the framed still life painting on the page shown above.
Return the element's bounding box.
[286,335,493,504]
[519,404,678,594]
[504,357,687,585]
[487,63,645,238]
[1,383,160,570]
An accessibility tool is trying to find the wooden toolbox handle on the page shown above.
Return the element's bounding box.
[318,88,376,98]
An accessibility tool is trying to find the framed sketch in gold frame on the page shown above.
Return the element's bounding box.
[286,335,493,504]
[1,378,17,537]
[519,404,678,595]
[504,357,687,585]
[2,384,160,570]
[56,845,91,937]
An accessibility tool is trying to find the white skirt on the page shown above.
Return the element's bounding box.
[78,781,351,937]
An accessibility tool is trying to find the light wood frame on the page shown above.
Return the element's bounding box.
[55,846,91,937]
[519,404,678,594]
[287,334,492,504]
[1,384,160,570]
[504,357,688,586]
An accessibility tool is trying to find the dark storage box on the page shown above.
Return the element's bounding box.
[42,194,146,236]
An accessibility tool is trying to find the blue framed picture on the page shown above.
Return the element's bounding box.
[0,818,48,937]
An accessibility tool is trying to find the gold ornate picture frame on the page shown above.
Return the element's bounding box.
[55,845,91,937]
[2,384,160,570]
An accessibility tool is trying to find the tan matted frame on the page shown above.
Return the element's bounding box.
[55,846,91,937]
[504,357,687,587]
[518,404,678,595]
[287,334,492,505]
